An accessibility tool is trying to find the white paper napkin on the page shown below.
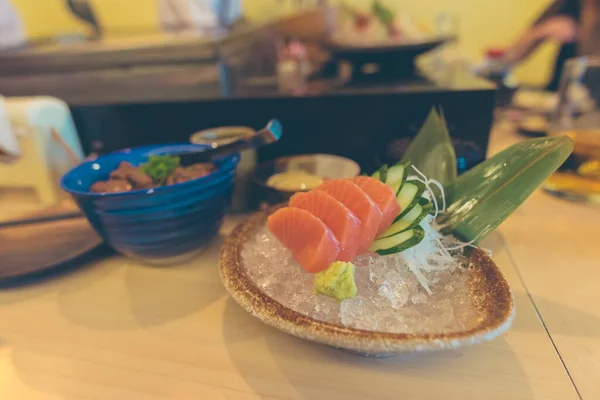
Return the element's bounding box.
[0,96,20,162]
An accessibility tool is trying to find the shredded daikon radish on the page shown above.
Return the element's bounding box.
[439,228,492,257]
[406,259,433,295]
[391,215,461,294]
[409,165,447,214]
[409,174,440,217]
[385,165,494,294]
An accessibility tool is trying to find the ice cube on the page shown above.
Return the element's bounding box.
[241,226,484,336]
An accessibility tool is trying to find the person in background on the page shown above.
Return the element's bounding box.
[158,0,243,35]
[499,0,582,91]
[0,0,26,49]
[498,0,600,91]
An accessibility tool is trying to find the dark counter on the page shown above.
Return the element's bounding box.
[70,65,495,174]
[0,12,496,173]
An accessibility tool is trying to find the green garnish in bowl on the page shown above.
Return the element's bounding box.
[141,155,180,185]
[372,0,395,27]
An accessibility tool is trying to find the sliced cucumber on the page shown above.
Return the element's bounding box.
[409,204,431,226]
[422,202,433,215]
[418,196,430,206]
[385,162,409,186]
[416,197,436,216]
[396,180,426,219]
[388,180,403,196]
[371,164,388,182]
[418,197,434,213]
[380,204,422,237]
[370,227,425,255]
[379,202,432,238]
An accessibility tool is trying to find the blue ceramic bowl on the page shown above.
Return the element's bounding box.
[61,144,240,264]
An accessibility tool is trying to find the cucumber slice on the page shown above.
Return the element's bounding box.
[378,202,432,238]
[370,227,425,255]
[385,162,409,186]
[380,204,422,238]
[422,203,433,215]
[409,204,431,226]
[396,180,426,219]
[371,164,388,182]
[416,197,436,215]
[388,180,403,196]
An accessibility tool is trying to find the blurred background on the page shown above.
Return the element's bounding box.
[6,0,556,85]
[1,0,598,212]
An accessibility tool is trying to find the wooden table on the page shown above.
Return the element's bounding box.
[490,122,600,400]
[0,125,596,399]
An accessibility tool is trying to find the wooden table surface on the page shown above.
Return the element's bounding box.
[0,124,597,399]
[489,123,600,400]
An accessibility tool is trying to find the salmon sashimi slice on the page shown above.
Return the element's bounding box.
[267,207,340,273]
[351,176,401,235]
[290,190,361,262]
[316,179,382,254]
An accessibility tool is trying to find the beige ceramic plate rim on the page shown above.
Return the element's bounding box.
[220,209,515,354]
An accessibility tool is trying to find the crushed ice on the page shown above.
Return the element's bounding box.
[241,218,483,335]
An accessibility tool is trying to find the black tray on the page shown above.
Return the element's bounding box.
[324,37,451,81]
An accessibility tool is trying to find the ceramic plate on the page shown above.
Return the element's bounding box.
[0,217,103,283]
[251,154,360,208]
[325,37,449,53]
[220,209,515,356]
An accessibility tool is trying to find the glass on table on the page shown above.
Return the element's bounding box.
[544,56,600,202]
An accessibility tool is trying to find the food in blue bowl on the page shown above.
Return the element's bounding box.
[61,144,240,264]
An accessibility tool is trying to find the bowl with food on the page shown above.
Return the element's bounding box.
[61,143,239,264]
[323,1,451,81]
[250,154,360,209]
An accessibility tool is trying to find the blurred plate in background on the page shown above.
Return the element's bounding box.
[0,203,104,283]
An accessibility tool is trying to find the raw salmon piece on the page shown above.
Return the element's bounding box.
[316,179,382,254]
[267,207,340,273]
[351,176,401,235]
[290,190,361,261]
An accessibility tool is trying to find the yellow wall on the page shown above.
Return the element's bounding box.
[10,0,160,37]
[90,0,159,32]
[11,0,87,38]
[10,0,556,85]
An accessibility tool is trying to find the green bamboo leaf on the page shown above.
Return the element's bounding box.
[442,136,574,242]
[401,107,457,186]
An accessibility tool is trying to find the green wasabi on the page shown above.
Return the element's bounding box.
[314,261,357,301]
